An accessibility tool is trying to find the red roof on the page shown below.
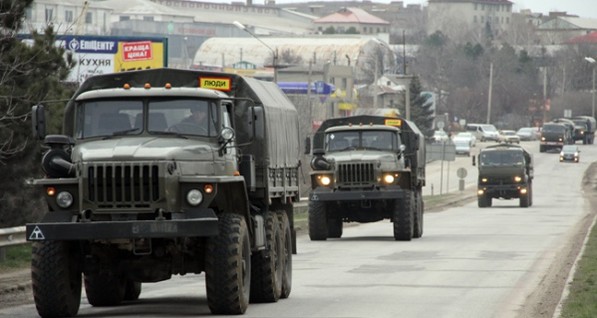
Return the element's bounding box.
[314,8,389,25]
[566,31,597,44]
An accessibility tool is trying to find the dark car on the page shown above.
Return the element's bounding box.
[560,145,580,163]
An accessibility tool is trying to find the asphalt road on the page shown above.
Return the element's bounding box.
[1,140,595,318]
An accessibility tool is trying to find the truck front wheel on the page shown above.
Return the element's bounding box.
[124,280,142,301]
[308,201,328,241]
[250,211,282,303]
[84,271,126,306]
[393,191,414,241]
[31,240,82,318]
[206,213,251,314]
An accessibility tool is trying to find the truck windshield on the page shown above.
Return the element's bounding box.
[325,130,397,152]
[75,98,218,139]
[542,124,565,133]
[480,151,524,166]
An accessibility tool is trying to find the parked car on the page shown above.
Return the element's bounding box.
[432,130,450,143]
[560,145,580,162]
[499,130,521,144]
[516,127,539,141]
[453,131,476,147]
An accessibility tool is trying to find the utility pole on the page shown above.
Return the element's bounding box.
[486,62,493,124]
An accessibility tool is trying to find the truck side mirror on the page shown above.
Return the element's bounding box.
[32,104,46,140]
[472,156,476,166]
[304,137,311,154]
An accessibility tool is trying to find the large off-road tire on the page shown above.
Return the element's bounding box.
[478,193,492,208]
[393,191,414,241]
[278,211,292,299]
[413,190,424,239]
[124,280,142,301]
[327,218,343,238]
[250,211,282,303]
[84,271,126,306]
[206,213,251,314]
[520,192,530,208]
[308,201,328,241]
[31,240,82,318]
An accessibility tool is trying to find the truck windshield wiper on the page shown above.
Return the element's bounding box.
[150,131,189,139]
[102,128,141,139]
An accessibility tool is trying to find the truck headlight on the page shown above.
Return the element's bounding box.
[382,173,398,185]
[186,189,203,206]
[56,191,74,208]
[514,176,522,183]
[316,175,332,186]
[481,177,488,183]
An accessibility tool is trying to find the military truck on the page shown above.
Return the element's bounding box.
[553,118,584,144]
[26,68,299,316]
[539,122,573,152]
[570,116,596,144]
[474,144,533,208]
[305,115,425,241]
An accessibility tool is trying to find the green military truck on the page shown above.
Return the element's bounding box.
[26,68,299,316]
[474,144,533,208]
[306,115,426,241]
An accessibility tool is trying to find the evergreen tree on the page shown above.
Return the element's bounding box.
[0,2,75,226]
[408,76,435,137]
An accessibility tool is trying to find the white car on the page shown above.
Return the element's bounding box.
[432,130,450,143]
[453,138,471,156]
[452,132,476,147]
[499,130,521,144]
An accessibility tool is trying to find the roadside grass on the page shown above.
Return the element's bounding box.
[559,224,597,318]
[0,244,30,273]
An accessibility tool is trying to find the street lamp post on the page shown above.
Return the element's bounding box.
[585,57,596,118]
[233,21,278,83]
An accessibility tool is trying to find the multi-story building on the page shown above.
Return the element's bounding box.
[426,0,513,41]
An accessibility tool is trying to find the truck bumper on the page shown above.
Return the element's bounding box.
[479,185,528,198]
[26,208,219,241]
[309,186,404,202]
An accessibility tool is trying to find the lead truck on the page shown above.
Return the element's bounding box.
[306,115,426,241]
[26,68,300,316]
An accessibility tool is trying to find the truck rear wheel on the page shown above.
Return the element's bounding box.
[393,191,414,241]
[206,213,251,314]
[84,271,126,306]
[327,218,343,238]
[250,211,282,303]
[124,280,142,301]
[413,190,424,238]
[278,211,292,299]
[31,240,82,318]
[308,201,328,241]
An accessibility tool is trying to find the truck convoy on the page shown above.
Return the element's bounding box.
[306,115,426,241]
[568,116,596,144]
[26,68,300,316]
[474,144,533,208]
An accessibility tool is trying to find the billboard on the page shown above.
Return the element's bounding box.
[60,36,168,83]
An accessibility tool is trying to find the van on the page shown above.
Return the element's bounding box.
[465,123,500,141]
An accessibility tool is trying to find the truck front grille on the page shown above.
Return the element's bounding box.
[87,163,160,208]
[338,163,375,186]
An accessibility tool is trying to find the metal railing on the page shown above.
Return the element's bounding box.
[0,226,27,261]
